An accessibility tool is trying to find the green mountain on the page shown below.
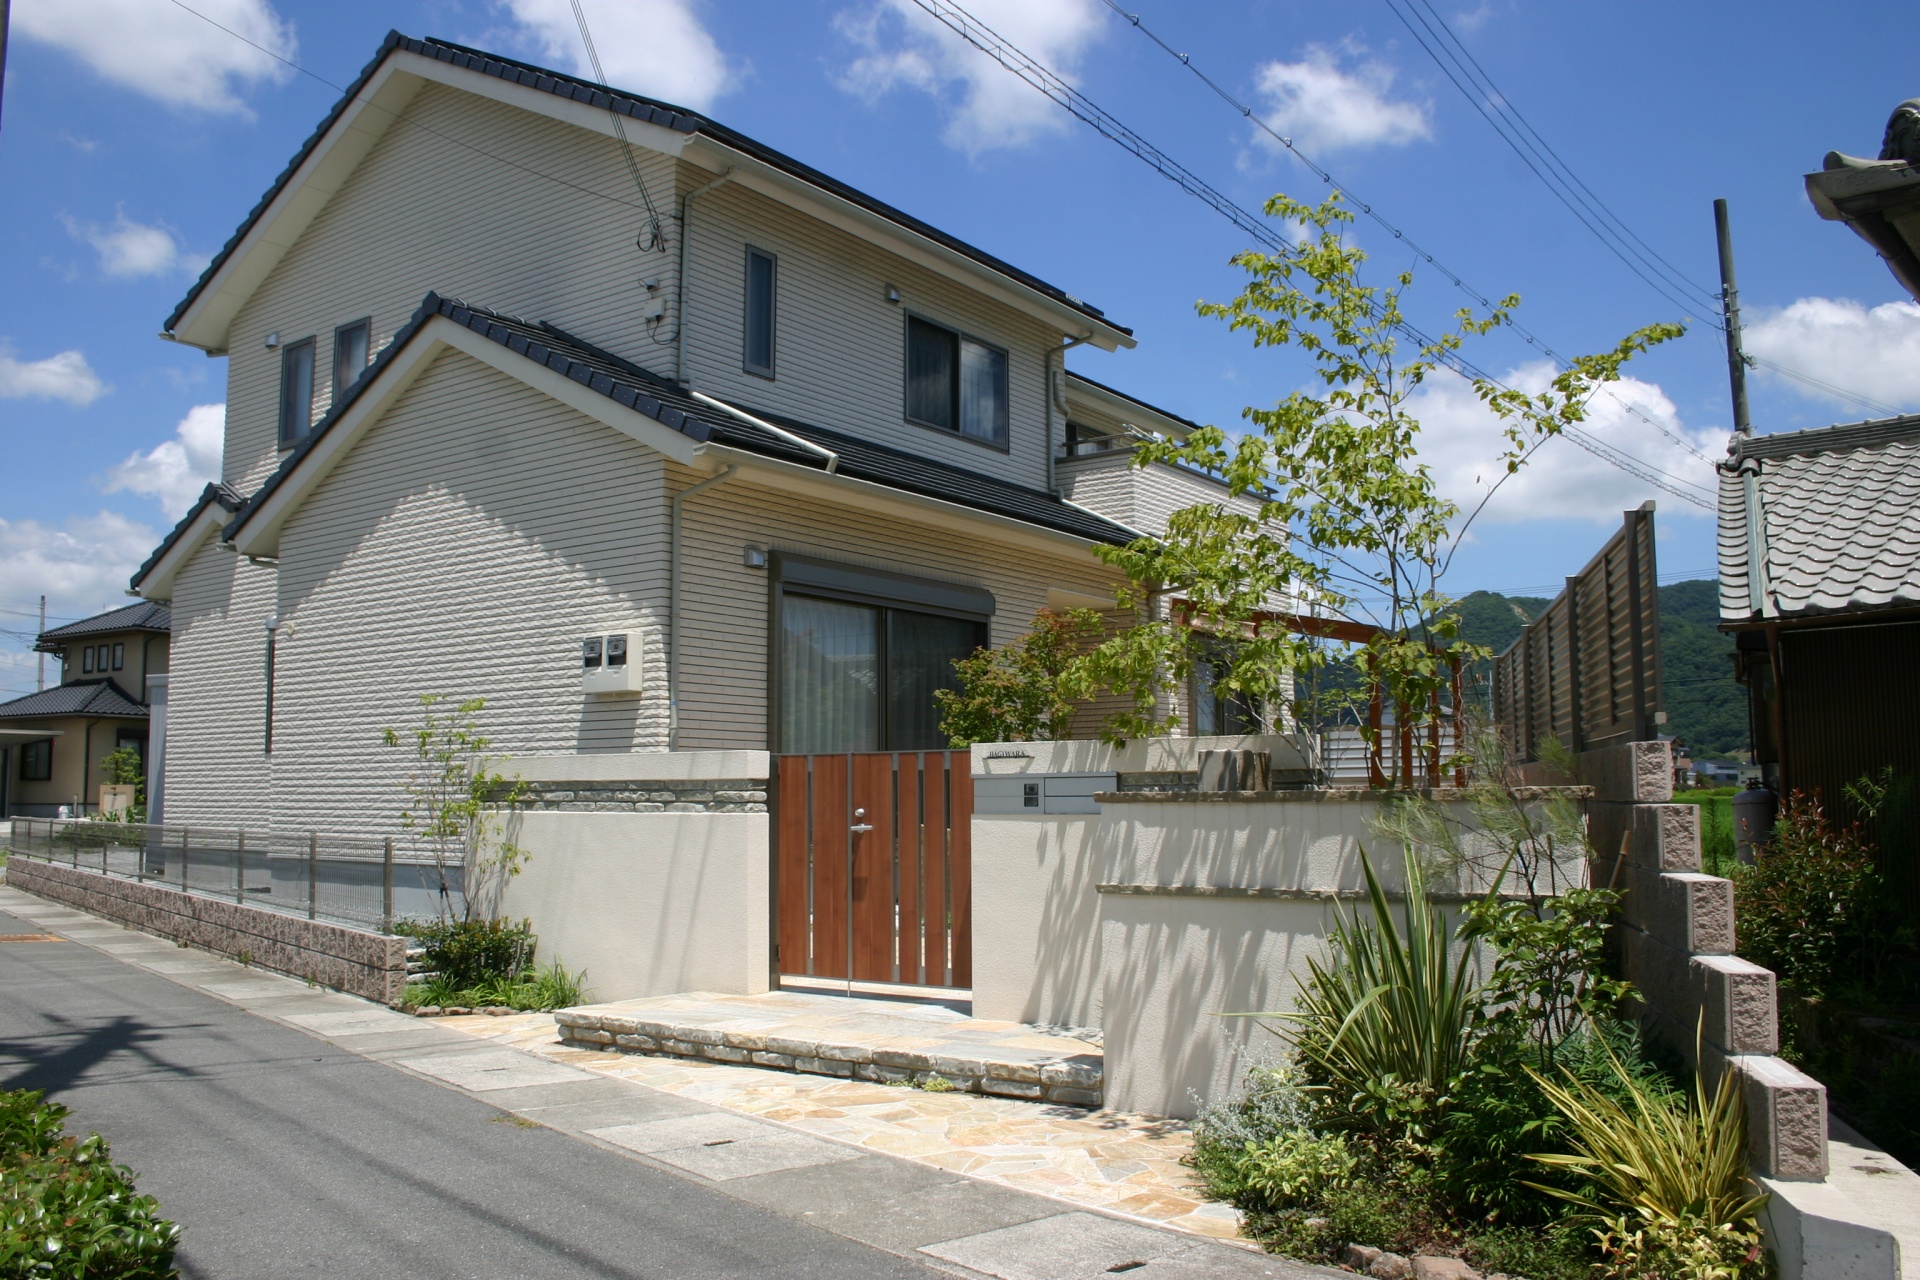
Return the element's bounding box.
[1451,581,1746,758]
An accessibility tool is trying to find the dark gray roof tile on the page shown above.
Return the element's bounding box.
[0,680,148,720]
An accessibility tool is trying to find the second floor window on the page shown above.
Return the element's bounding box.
[333,318,371,399]
[279,337,316,448]
[744,248,776,377]
[906,316,1008,449]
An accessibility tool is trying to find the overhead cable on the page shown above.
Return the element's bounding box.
[567,0,668,251]
[916,0,1715,507]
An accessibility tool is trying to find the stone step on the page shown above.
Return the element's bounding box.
[554,990,1103,1106]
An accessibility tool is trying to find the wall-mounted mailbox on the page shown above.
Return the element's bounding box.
[581,629,643,695]
[974,772,1115,815]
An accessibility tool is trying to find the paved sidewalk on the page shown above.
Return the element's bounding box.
[0,885,1333,1280]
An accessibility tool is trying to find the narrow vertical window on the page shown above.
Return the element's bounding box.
[278,338,316,448]
[82,647,94,674]
[958,337,1008,446]
[112,643,124,671]
[743,248,776,377]
[905,316,957,431]
[333,318,371,399]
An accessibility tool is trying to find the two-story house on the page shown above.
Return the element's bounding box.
[130,32,1252,838]
[0,602,170,817]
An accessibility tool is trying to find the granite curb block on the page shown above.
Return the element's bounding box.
[553,1009,1106,1106]
[5,859,406,1002]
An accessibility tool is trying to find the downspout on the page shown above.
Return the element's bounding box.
[676,167,738,387]
[668,465,739,749]
[1046,334,1093,496]
[81,718,100,814]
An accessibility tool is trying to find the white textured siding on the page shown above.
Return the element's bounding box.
[678,180,1062,492]
[164,539,275,829]
[671,464,1125,750]
[1057,448,1260,537]
[224,82,681,493]
[267,348,670,836]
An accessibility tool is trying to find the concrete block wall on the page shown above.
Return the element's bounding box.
[1582,740,1828,1181]
[6,858,407,1003]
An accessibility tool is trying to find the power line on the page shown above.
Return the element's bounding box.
[919,0,1715,507]
[1096,0,1731,481]
[567,0,667,251]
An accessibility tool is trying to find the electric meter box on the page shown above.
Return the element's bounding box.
[974,772,1115,815]
[581,628,644,695]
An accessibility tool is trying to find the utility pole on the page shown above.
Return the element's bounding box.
[36,594,44,691]
[1714,198,1753,436]
[1,0,11,132]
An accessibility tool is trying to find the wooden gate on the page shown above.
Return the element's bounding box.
[774,752,972,990]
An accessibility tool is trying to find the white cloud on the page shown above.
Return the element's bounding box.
[0,345,109,406]
[62,212,207,279]
[1252,43,1432,156]
[13,0,293,116]
[497,0,730,111]
[0,513,160,696]
[102,405,226,520]
[837,0,1105,155]
[1744,296,1920,413]
[1406,361,1723,525]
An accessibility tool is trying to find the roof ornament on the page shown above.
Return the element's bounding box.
[1806,98,1920,302]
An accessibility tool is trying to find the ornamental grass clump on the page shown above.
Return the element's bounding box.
[1277,845,1481,1142]
[1525,1031,1767,1280]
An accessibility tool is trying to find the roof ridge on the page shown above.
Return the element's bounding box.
[1734,413,1920,462]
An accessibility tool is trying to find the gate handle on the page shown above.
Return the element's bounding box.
[849,807,875,834]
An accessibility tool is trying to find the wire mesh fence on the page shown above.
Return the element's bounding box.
[4,818,465,934]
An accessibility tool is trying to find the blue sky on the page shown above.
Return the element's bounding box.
[2,0,1916,693]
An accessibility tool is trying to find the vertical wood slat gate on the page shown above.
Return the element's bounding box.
[775,752,972,990]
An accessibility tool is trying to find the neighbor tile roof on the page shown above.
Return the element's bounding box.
[36,602,171,649]
[0,680,148,721]
[165,32,1125,342]
[1718,414,1920,621]
[224,294,1138,549]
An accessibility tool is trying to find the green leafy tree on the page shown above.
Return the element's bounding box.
[935,608,1104,747]
[381,695,528,923]
[1082,192,1681,765]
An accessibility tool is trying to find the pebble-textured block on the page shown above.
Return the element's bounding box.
[1589,800,1701,873]
[1579,740,1673,804]
[1695,954,1779,1056]
[7,859,407,1002]
[1734,1055,1829,1180]
[1614,862,1732,952]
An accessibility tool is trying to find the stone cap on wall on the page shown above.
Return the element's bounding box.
[972,735,1314,776]
[504,751,771,783]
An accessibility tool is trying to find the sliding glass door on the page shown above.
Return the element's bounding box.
[779,594,984,754]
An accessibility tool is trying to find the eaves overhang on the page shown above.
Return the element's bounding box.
[129,483,243,599]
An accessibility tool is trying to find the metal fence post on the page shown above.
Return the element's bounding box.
[235,831,246,903]
[307,833,319,920]
[382,838,395,933]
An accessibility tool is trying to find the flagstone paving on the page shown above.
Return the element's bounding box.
[437,1007,1244,1241]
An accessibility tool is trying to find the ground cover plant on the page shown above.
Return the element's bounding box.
[395,918,588,1011]
[0,1089,179,1279]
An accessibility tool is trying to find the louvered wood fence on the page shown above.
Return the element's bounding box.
[1492,503,1664,760]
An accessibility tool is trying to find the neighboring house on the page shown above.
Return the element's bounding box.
[0,602,170,818]
[1718,413,1920,901]
[132,32,1255,836]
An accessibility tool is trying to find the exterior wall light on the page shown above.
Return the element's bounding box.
[263,332,281,349]
[883,285,901,304]
[743,546,769,569]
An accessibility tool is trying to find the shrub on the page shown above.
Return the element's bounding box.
[1734,793,1906,996]
[1188,1066,1319,1204]
[398,918,534,989]
[1464,1222,1594,1280]
[0,1090,179,1279]
[1237,1129,1357,1210]
[935,608,1104,746]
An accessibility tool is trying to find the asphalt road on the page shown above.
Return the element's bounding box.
[0,907,943,1279]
